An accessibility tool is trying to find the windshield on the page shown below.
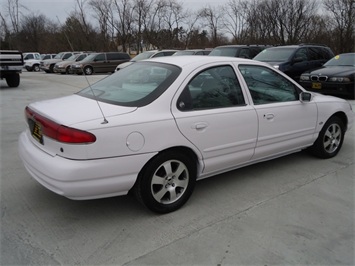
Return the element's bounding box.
[80,53,99,62]
[54,52,64,59]
[324,53,355,67]
[132,51,156,61]
[254,48,296,61]
[66,54,78,61]
[209,47,239,57]
[77,61,181,107]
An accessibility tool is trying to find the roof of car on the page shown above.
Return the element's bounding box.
[143,55,257,68]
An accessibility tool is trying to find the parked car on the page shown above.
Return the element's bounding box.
[299,53,355,99]
[208,45,267,59]
[53,53,90,74]
[23,52,41,72]
[253,44,334,81]
[173,49,211,56]
[41,54,57,60]
[71,52,131,75]
[18,56,353,213]
[115,49,178,71]
[41,52,81,73]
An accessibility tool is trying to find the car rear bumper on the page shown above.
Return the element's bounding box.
[18,131,155,200]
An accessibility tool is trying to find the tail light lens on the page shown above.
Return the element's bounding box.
[25,106,96,144]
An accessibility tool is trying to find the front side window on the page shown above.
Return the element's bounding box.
[177,65,245,111]
[239,65,300,105]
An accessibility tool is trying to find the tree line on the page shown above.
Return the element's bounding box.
[0,0,354,55]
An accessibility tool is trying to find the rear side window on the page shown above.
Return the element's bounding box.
[177,65,245,111]
[107,53,130,60]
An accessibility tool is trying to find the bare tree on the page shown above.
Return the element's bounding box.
[246,0,318,45]
[323,0,355,53]
[89,0,114,51]
[198,5,226,46]
[223,0,250,43]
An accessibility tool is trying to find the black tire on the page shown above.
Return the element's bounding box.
[33,64,40,72]
[65,66,71,74]
[83,66,93,75]
[5,73,20,87]
[134,150,197,213]
[49,64,55,73]
[309,116,345,159]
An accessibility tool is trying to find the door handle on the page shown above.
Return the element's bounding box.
[264,113,275,120]
[193,122,208,130]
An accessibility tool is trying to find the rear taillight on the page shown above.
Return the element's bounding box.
[25,106,96,144]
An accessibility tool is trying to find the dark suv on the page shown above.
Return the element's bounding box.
[253,44,334,81]
[209,45,268,59]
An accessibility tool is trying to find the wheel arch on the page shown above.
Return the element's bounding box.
[132,146,202,190]
[330,111,348,131]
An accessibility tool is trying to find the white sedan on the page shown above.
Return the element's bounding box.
[18,56,354,213]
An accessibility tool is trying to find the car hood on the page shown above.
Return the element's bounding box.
[28,94,137,126]
[305,66,355,76]
[42,59,62,64]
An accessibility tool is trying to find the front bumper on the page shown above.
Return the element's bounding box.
[300,81,354,98]
[18,131,155,200]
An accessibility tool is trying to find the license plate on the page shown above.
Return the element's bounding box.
[29,120,43,144]
[312,82,322,89]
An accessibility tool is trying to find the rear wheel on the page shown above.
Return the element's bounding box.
[83,66,93,75]
[134,150,197,213]
[5,73,20,87]
[309,116,345,158]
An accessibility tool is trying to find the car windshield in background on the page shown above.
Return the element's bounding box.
[174,51,196,56]
[77,62,181,107]
[132,51,156,61]
[209,47,238,57]
[324,54,355,67]
[80,53,98,62]
[254,48,296,61]
[53,52,63,59]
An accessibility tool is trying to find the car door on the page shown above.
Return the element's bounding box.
[92,53,106,73]
[238,64,318,160]
[172,65,258,176]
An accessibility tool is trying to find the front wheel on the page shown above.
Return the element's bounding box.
[83,66,93,75]
[33,64,40,72]
[134,150,197,213]
[309,116,345,159]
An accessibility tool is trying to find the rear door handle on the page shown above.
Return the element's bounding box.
[193,122,208,130]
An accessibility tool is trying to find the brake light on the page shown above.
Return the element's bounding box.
[25,106,96,144]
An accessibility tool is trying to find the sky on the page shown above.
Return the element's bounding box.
[0,0,226,24]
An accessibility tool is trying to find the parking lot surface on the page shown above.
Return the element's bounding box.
[1,71,354,265]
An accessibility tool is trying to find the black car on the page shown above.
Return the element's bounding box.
[253,44,334,81]
[299,53,355,99]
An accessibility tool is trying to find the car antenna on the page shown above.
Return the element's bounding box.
[56,16,108,124]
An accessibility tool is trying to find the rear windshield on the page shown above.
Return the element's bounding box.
[77,62,181,107]
[254,48,296,61]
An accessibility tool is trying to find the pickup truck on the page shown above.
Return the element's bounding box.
[0,50,23,87]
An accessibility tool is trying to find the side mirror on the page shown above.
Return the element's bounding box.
[300,91,312,102]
